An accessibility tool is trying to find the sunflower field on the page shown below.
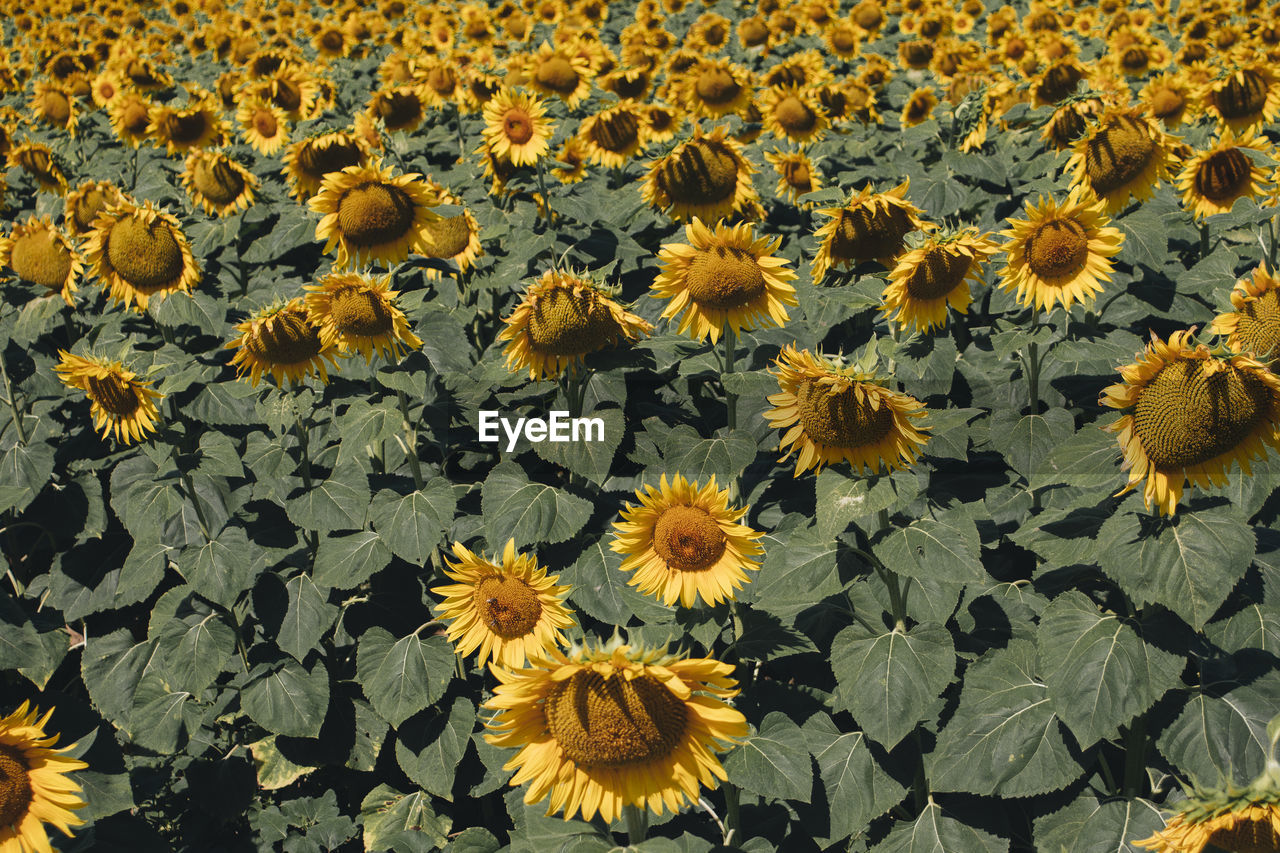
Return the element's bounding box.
[4,0,1280,850]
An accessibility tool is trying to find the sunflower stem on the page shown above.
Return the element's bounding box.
[1122,713,1149,798]
[623,804,649,844]
[697,797,732,845]
[396,389,424,491]
[1269,216,1278,270]
[168,397,213,543]
[722,326,737,432]
[293,409,319,554]
[453,103,466,164]
[0,353,28,446]
[724,783,741,843]
[455,652,467,680]
[1200,221,1210,258]
[536,156,553,231]
[912,728,930,812]
[1025,305,1041,416]
[876,508,908,631]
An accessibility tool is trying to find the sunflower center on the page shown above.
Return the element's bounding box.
[122,99,150,134]
[328,287,394,337]
[41,90,72,124]
[1121,47,1149,71]
[767,65,807,87]
[659,140,739,205]
[694,68,740,106]
[1194,147,1252,202]
[0,745,33,829]
[774,96,817,134]
[320,29,344,51]
[831,28,858,52]
[704,23,727,44]
[425,66,457,96]
[107,216,184,291]
[252,109,278,138]
[245,310,323,365]
[854,0,883,28]
[686,247,767,310]
[421,215,473,258]
[336,182,416,247]
[796,379,895,448]
[905,246,971,300]
[10,229,73,289]
[502,110,535,145]
[1132,359,1272,468]
[376,91,421,129]
[1025,217,1089,280]
[192,158,245,204]
[164,110,211,145]
[472,575,542,639]
[905,94,933,123]
[87,372,141,417]
[591,111,640,153]
[1083,116,1156,195]
[653,505,727,571]
[535,57,579,94]
[545,670,689,768]
[298,139,363,177]
[526,287,619,355]
[1237,290,1280,360]
[272,79,303,112]
[1216,70,1268,120]
[1205,812,1280,853]
[71,187,110,232]
[829,204,914,262]
[784,160,812,191]
[901,40,934,68]
[1149,87,1184,118]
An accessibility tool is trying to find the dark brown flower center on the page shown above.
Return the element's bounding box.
[766,64,808,87]
[336,182,416,247]
[0,744,33,829]
[252,109,279,139]
[298,138,363,178]
[901,40,934,68]
[695,68,741,106]
[1205,819,1280,853]
[163,109,212,145]
[1025,217,1089,280]
[740,18,768,45]
[1149,87,1184,119]
[502,110,535,144]
[686,247,767,309]
[784,159,812,191]
[87,372,141,416]
[107,216,184,291]
[544,670,689,768]
[1215,69,1268,120]
[796,379,895,448]
[658,140,739,205]
[420,215,473,258]
[121,99,150,135]
[245,308,323,365]
[1037,62,1084,103]
[905,246,971,300]
[10,229,72,289]
[1083,115,1157,195]
[590,110,640,152]
[526,286,620,355]
[271,78,302,112]
[472,574,542,639]
[375,90,422,130]
[1194,147,1252,202]
[653,505,726,571]
[828,204,914,263]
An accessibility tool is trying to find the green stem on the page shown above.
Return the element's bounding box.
[536,156,552,231]
[623,804,648,845]
[1025,305,1041,416]
[396,389,424,490]
[912,729,930,812]
[0,354,28,446]
[876,508,907,631]
[723,784,741,844]
[1270,216,1278,270]
[294,409,318,554]
[454,103,466,163]
[168,398,212,542]
[1098,747,1120,796]
[225,603,251,672]
[1123,714,1148,798]
[722,326,737,432]
[1200,221,1210,259]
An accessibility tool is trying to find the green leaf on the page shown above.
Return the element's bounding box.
[356,627,455,728]
[250,736,315,790]
[277,574,339,663]
[129,670,198,753]
[1157,672,1280,784]
[395,696,475,800]
[721,712,812,803]
[0,441,55,514]
[336,399,404,468]
[1115,203,1168,272]
[560,539,673,626]
[988,409,1075,480]
[313,530,392,589]
[742,524,843,620]
[359,784,451,852]
[659,425,758,485]
[1205,603,1280,655]
[532,407,624,486]
[868,800,1009,853]
[872,511,988,586]
[182,524,261,610]
[80,629,157,729]
[370,480,457,565]
[1035,591,1184,747]
[1029,425,1124,492]
[481,460,593,546]
[803,714,907,844]
[816,468,918,538]
[157,601,235,695]
[77,771,137,821]
[1034,793,1165,853]
[830,621,955,750]
[240,659,331,738]
[285,461,371,534]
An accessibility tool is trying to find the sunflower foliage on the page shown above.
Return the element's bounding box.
[2,0,1280,852]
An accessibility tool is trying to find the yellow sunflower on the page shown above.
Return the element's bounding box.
[1175,128,1272,221]
[680,58,754,120]
[576,101,647,169]
[416,179,484,279]
[29,80,78,136]
[483,637,748,823]
[0,217,83,306]
[7,141,68,194]
[1135,756,1280,852]
[765,345,931,477]
[1139,71,1196,128]
[760,84,829,146]
[641,125,760,223]
[303,272,422,362]
[521,40,593,107]
[481,88,554,167]
[64,180,125,238]
[89,71,123,109]
[611,473,763,607]
[236,96,289,156]
[880,228,998,332]
[54,351,162,444]
[650,217,798,343]
[148,88,226,155]
[431,539,574,669]
[997,185,1125,312]
[106,92,153,147]
[1199,64,1280,133]
[1101,328,1280,516]
[763,148,821,205]
[0,701,88,853]
[180,150,258,217]
[83,199,201,312]
[1211,265,1280,362]
[282,130,371,201]
[901,86,939,126]
[225,297,339,386]
[499,269,653,380]
[552,137,590,184]
[309,158,441,269]
[365,84,428,134]
[1064,108,1173,214]
[810,179,928,280]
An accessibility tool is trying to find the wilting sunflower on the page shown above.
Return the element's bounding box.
[810,179,928,280]
[499,269,653,380]
[1134,755,1280,852]
[901,86,940,126]
[881,228,998,332]
[431,539,573,669]
[1175,128,1272,221]
[1101,328,1280,516]
[763,148,821,205]
[309,158,440,268]
[651,218,797,343]
[303,272,422,362]
[236,96,289,156]
[576,101,647,169]
[611,473,764,607]
[483,636,748,823]
[415,180,484,279]
[1211,265,1280,362]
[765,345,931,477]
[641,125,760,222]
[283,131,370,200]
[54,351,162,444]
[29,80,78,136]
[225,297,339,386]
[760,84,829,145]
[1065,108,1172,214]
[481,88,554,167]
[7,141,68,194]
[180,150,258,217]
[0,701,88,853]
[84,199,200,312]
[64,180,125,237]
[149,88,226,155]
[1199,65,1280,133]
[106,92,152,147]
[998,185,1124,312]
[0,217,83,306]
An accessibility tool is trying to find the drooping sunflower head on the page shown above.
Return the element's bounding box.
[83,198,200,312]
[810,179,929,279]
[1211,265,1280,363]
[106,91,153,147]
[309,158,441,269]
[302,272,422,363]
[64,180,125,237]
[901,85,940,127]
[481,88,554,168]
[1175,127,1272,221]
[365,84,428,134]
[499,269,653,380]
[1135,751,1280,852]
[760,83,829,145]
[1199,64,1280,132]
[431,539,574,669]
[54,351,162,444]
[225,297,339,387]
[483,636,748,823]
[1066,107,1172,213]
[522,40,593,107]
[1101,328,1280,516]
[998,184,1125,313]
[1139,72,1195,128]
[0,216,83,306]
[30,80,78,136]
[765,344,931,476]
[552,136,591,184]
[7,140,68,194]
[763,148,821,205]
[576,101,648,169]
[641,125,760,223]
[236,95,289,156]
[282,130,371,200]
[881,227,998,333]
[1040,96,1104,150]
[180,150,258,218]
[680,57,754,120]
[148,88,227,156]
[414,179,484,279]
[0,701,88,852]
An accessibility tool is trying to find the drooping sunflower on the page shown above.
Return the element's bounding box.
[54,351,162,444]
[481,88,554,167]
[641,126,760,223]
[611,473,763,608]
[499,269,653,380]
[1199,64,1280,133]
[180,150,258,217]
[521,41,593,108]
[236,96,289,156]
[83,199,201,312]
[29,80,78,135]
[1175,128,1272,221]
[0,217,83,306]
[765,345,931,477]
[552,137,590,184]
[680,58,754,120]
[576,101,647,169]
[7,141,68,194]
[1101,328,1280,516]
[1139,71,1195,128]
[483,636,748,823]
[1211,265,1280,362]
[148,88,226,155]
[0,701,88,853]
[810,180,928,280]
[651,218,798,343]
[64,180,125,238]
[760,84,829,145]
[225,297,339,386]
[282,130,370,201]
[309,158,441,269]
[998,185,1125,312]
[762,148,821,205]
[431,539,574,669]
[365,84,428,134]
[416,180,484,279]
[303,272,422,362]
[1065,108,1173,214]
[106,92,153,147]
[880,228,998,332]
[901,86,940,126]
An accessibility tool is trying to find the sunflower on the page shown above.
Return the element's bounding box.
[149,88,226,155]
[1101,328,1280,516]
[521,41,593,108]
[180,150,258,217]
[29,80,78,135]
[810,180,928,280]
[998,185,1124,313]
[680,58,754,120]
[431,539,573,669]
[225,297,339,386]
[1139,72,1195,128]
[365,84,428,134]
[416,180,484,279]
[881,228,998,332]
[483,637,748,823]
[83,199,200,312]
[499,269,653,380]
[7,141,68,194]
[1065,108,1172,214]
[54,351,162,444]
[236,96,289,156]
[107,92,152,147]
[763,50,830,89]
[0,217,83,306]
[303,272,422,362]
[1199,65,1280,132]
[282,131,371,200]
[765,345,931,477]
[759,84,829,146]
[1175,128,1272,221]
[552,137,590,184]
[641,126,760,223]
[309,158,441,269]
[0,701,88,853]
[1041,97,1104,150]
[763,148,820,205]
[567,102,643,170]
[250,67,319,122]
[481,88,554,167]
[901,86,939,126]
[1211,265,1280,362]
